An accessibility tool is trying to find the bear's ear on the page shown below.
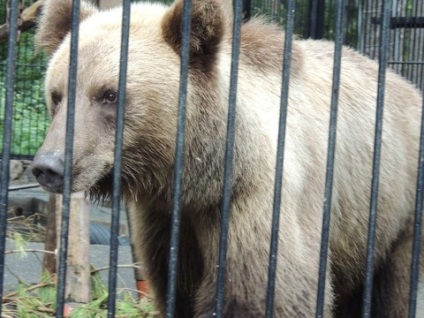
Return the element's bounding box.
[161,0,225,72]
[35,0,98,55]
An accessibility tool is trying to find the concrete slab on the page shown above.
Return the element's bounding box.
[3,240,137,295]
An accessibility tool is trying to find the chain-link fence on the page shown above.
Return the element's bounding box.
[0,0,48,160]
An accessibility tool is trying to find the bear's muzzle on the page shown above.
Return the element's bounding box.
[32,151,65,193]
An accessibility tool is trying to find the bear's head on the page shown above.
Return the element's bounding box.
[31,0,226,200]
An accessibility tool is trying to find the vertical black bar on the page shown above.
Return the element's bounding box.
[408,87,424,318]
[243,0,251,21]
[411,0,422,84]
[264,0,295,316]
[213,0,243,316]
[107,1,131,317]
[357,0,364,53]
[0,1,19,315]
[371,0,379,59]
[307,0,317,38]
[56,0,81,317]
[165,0,192,316]
[315,0,345,317]
[361,1,391,317]
[307,0,325,39]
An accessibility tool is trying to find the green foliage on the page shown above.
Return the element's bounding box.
[8,276,56,318]
[9,232,28,256]
[69,271,158,318]
[0,2,5,25]
[0,30,50,157]
[3,270,157,317]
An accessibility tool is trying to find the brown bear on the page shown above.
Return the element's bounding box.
[31,0,424,317]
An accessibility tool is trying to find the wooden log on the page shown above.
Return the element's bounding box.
[56,192,91,303]
[42,193,57,275]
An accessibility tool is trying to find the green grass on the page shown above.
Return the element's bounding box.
[3,271,158,318]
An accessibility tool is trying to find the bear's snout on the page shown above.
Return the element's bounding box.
[32,152,65,193]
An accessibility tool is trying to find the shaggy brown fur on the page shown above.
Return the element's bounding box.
[32,0,424,317]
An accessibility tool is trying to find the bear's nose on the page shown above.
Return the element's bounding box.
[32,152,65,193]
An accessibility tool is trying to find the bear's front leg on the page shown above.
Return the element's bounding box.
[334,217,424,318]
[190,203,333,318]
[192,252,333,317]
[132,203,206,318]
[368,220,424,318]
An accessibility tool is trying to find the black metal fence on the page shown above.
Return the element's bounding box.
[1,0,424,317]
[360,0,424,89]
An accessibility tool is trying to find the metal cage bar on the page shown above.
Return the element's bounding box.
[0,1,19,315]
[213,0,244,316]
[408,83,424,317]
[264,0,295,316]
[106,0,131,316]
[315,0,345,317]
[361,0,392,316]
[307,0,325,39]
[165,0,192,316]
[55,0,82,316]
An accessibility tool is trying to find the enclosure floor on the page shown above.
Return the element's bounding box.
[3,239,135,296]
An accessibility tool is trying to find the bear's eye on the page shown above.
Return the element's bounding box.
[51,91,62,106]
[102,90,118,104]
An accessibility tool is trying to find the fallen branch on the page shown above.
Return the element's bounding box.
[119,287,152,299]
[36,306,56,314]
[0,0,44,43]
[2,281,52,303]
[5,248,55,255]
[91,263,141,274]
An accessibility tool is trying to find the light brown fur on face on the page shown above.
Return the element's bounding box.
[32,0,424,317]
